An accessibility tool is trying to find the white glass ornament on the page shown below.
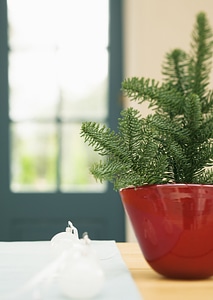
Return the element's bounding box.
[50,221,80,257]
[58,233,105,299]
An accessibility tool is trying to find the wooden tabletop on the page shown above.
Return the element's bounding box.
[117,242,213,300]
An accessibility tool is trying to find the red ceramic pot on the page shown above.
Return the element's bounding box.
[120,184,213,279]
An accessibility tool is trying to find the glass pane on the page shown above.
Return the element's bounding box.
[7,0,109,192]
[8,0,109,121]
[8,0,109,49]
[58,48,108,120]
[7,0,57,49]
[10,123,57,192]
[61,123,106,192]
[9,51,59,121]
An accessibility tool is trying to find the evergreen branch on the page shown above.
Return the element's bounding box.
[188,12,213,98]
[121,77,160,104]
[201,90,213,113]
[80,122,123,158]
[162,49,189,94]
[183,94,202,132]
[194,167,213,184]
[122,77,185,118]
[197,116,213,142]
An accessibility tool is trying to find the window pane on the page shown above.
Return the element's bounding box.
[9,51,59,121]
[8,0,109,49]
[8,0,109,192]
[58,48,108,120]
[61,123,106,192]
[10,123,57,192]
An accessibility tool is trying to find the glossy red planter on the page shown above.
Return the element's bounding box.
[120,184,213,279]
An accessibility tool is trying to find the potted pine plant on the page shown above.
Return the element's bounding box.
[81,12,213,279]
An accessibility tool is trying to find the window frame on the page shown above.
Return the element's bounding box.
[0,0,124,241]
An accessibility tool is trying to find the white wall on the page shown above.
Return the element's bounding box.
[123,0,213,241]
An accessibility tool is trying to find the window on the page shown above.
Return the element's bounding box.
[0,0,124,241]
[8,0,110,193]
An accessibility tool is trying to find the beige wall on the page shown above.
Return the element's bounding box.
[123,0,213,241]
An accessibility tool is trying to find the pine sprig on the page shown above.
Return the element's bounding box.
[189,12,213,98]
[81,108,172,190]
[162,49,189,94]
[122,78,187,120]
[80,122,122,157]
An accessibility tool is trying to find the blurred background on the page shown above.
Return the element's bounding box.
[0,0,213,242]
